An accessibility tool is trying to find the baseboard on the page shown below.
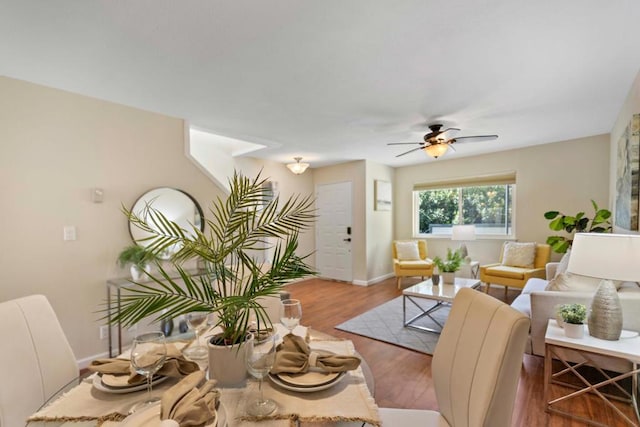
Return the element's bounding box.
[352,272,395,287]
[77,350,110,370]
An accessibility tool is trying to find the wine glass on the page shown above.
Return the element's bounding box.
[245,333,277,416]
[130,332,167,411]
[184,312,209,359]
[280,299,302,335]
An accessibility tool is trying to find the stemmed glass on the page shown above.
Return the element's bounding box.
[184,312,209,359]
[280,299,302,335]
[245,333,277,416]
[130,332,167,411]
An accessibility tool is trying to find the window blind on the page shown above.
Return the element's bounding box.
[412,171,516,191]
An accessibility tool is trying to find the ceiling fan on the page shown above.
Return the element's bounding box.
[388,124,498,159]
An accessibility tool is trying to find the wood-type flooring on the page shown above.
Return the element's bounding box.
[286,276,639,427]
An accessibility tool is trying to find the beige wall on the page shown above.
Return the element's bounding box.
[610,68,640,234]
[0,77,224,362]
[365,162,395,283]
[394,135,610,265]
[313,161,367,282]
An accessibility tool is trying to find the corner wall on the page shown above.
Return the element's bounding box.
[0,77,224,361]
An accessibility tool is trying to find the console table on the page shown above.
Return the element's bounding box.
[544,319,640,426]
[105,267,209,357]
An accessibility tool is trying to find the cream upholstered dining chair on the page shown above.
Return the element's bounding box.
[379,288,530,427]
[0,295,78,427]
[392,240,434,289]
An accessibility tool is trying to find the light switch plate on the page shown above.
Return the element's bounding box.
[63,225,76,241]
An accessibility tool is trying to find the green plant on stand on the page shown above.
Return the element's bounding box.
[559,303,587,339]
[544,200,611,254]
[117,244,159,280]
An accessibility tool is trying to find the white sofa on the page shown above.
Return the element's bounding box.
[511,263,640,372]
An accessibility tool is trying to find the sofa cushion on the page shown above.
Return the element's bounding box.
[484,265,527,280]
[396,260,432,270]
[554,250,571,278]
[396,241,420,260]
[510,294,531,317]
[502,242,536,268]
[522,278,548,295]
[545,272,603,292]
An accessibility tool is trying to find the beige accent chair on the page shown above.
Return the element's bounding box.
[392,240,434,289]
[379,288,530,427]
[480,242,551,298]
[0,295,78,426]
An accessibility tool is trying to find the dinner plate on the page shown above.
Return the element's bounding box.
[120,401,226,427]
[268,371,346,393]
[276,370,341,387]
[92,374,169,394]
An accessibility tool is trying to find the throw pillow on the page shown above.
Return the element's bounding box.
[554,250,571,279]
[395,241,420,260]
[545,272,620,292]
[501,242,536,268]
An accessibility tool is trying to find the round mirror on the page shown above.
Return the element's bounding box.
[129,187,204,259]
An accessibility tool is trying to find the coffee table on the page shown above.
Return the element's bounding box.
[403,277,481,333]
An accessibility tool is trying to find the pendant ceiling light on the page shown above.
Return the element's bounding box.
[286,157,310,175]
[424,143,449,158]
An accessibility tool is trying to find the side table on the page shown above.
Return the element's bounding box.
[544,319,640,426]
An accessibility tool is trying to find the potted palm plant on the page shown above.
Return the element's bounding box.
[433,248,463,284]
[110,171,316,386]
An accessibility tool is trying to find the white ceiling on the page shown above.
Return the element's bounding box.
[2,1,640,168]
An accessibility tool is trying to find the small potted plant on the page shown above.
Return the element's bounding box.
[559,303,587,338]
[433,248,463,284]
[116,244,158,281]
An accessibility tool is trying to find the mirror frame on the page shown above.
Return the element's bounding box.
[128,187,205,259]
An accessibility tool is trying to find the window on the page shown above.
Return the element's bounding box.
[413,174,515,237]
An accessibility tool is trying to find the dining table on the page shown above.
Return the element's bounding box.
[26,324,380,427]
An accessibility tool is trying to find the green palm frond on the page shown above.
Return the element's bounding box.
[111,170,316,344]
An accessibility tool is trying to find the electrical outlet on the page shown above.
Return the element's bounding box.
[99,325,108,340]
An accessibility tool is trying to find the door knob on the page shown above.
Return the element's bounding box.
[343,238,351,242]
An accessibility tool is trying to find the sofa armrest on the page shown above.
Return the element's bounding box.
[546,262,560,280]
[522,268,546,281]
[529,291,595,356]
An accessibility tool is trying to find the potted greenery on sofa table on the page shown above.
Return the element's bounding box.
[559,303,587,339]
[110,171,316,386]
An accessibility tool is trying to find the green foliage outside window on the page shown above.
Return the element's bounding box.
[417,184,513,235]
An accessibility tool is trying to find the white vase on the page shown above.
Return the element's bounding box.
[441,272,455,284]
[207,335,248,387]
[130,264,151,281]
[564,323,584,339]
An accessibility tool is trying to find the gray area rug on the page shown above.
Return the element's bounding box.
[335,296,449,355]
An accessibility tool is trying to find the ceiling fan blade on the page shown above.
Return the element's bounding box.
[451,135,498,143]
[395,146,424,157]
[387,142,424,146]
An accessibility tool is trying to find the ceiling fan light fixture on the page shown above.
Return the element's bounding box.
[424,143,449,158]
[286,157,310,174]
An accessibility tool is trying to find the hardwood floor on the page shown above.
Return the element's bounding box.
[286,277,638,427]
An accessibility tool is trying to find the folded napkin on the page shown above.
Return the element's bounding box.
[89,343,199,384]
[271,334,360,374]
[161,371,219,426]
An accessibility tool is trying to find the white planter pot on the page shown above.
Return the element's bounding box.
[207,335,248,387]
[441,272,455,284]
[563,323,584,339]
[130,264,151,281]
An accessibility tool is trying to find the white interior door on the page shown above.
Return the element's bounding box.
[316,182,353,282]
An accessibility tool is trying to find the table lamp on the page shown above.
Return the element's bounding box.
[566,233,640,340]
[451,225,476,262]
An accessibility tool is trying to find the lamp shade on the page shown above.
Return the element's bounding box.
[286,157,309,175]
[424,144,449,158]
[451,225,476,241]
[567,233,640,281]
